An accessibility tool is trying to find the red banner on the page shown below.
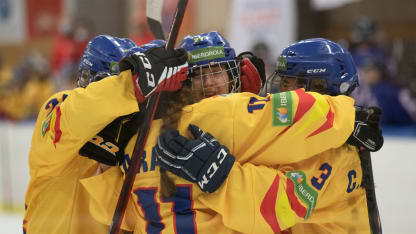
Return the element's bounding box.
[26,0,62,38]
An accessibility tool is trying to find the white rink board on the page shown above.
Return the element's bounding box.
[1,122,415,233]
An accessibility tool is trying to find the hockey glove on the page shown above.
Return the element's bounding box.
[347,106,384,152]
[79,113,139,166]
[237,51,266,94]
[119,47,188,103]
[155,124,235,193]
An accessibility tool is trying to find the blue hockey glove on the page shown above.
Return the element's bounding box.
[155,124,235,193]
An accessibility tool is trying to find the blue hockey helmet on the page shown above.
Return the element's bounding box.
[267,38,359,96]
[77,35,139,88]
[126,39,166,56]
[179,31,240,96]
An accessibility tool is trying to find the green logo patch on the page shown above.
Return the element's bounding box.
[188,46,225,64]
[272,91,293,126]
[41,112,52,137]
[277,56,287,71]
[109,61,119,74]
[287,170,318,220]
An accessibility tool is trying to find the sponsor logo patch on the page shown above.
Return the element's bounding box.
[277,56,287,71]
[287,170,318,219]
[41,112,52,137]
[272,91,293,126]
[188,46,225,64]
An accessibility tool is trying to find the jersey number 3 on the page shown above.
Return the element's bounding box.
[311,163,332,190]
[134,184,196,234]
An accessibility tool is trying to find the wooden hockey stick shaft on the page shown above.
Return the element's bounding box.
[108,0,188,233]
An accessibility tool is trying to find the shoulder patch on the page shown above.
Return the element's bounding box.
[286,170,318,220]
[272,91,293,126]
[41,112,53,137]
[42,93,67,138]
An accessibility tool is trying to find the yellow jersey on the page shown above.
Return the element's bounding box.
[24,70,358,233]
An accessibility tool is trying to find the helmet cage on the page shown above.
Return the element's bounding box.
[266,72,330,94]
[188,59,240,97]
[77,61,120,88]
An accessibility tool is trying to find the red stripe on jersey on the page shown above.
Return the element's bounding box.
[53,106,62,147]
[286,178,307,218]
[277,90,315,137]
[23,219,27,234]
[260,174,282,233]
[293,89,315,123]
[307,103,335,138]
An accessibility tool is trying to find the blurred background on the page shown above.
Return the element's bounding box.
[0,0,415,233]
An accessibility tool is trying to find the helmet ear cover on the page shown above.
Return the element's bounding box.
[187,60,240,96]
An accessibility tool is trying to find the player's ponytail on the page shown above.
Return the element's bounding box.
[158,86,202,198]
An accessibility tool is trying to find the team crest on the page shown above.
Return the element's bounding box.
[276,107,288,123]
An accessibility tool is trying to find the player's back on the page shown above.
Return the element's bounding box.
[119,120,238,234]
[122,91,357,233]
[24,91,112,234]
[286,145,371,234]
[121,126,369,234]
[82,90,357,233]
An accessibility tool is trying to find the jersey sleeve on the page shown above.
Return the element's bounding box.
[181,89,355,166]
[231,89,355,165]
[198,146,368,233]
[197,162,310,233]
[29,70,138,177]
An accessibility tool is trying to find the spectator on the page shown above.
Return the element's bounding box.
[0,52,54,121]
[357,58,414,125]
[348,17,414,125]
[50,17,92,91]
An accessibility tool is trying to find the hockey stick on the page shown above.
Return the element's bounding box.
[146,0,165,40]
[108,0,188,233]
[359,150,382,234]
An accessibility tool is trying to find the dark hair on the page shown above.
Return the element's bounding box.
[158,86,202,198]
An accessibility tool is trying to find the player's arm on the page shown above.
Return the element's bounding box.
[203,162,312,233]
[155,126,321,233]
[66,46,187,142]
[231,89,356,165]
[31,48,187,174]
[175,89,355,165]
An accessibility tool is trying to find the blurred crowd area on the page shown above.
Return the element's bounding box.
[346,17,416,126]
[1,14,416,127]
[0,17,154,122]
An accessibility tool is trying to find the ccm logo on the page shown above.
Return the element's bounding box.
[198,148,227,191]
[138,54,155,88]
[306,68,326,74]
